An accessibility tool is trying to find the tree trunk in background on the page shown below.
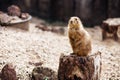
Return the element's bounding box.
[0,0,14,12]
[13,0,31,12]
[37,0,51,18]
[50,0,63,20]
[62,0,74,21]
[30,0,38,13]
[75,0,93,26]
[108,0,120,18]
[51,0,74,21]
[92,0,108,25]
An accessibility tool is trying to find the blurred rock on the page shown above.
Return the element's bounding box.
[20,13,29,19]
[31,66,57,80]
[0,13,12,24]
[7,5,21,17]
[1,63,17,80]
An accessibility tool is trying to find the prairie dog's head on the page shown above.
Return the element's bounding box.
[68,16,83,29]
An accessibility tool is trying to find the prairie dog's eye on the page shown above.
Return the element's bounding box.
[75,18,77,21]
[70,20,73,24]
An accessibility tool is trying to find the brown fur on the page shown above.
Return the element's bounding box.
[68,16,91,56]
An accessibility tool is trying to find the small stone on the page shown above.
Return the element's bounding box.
[20,13,29,19]
[7,5,21,17]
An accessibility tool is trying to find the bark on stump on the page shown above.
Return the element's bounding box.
[1,63,17,80]
[58,51,102,80]
[101,18,120,41]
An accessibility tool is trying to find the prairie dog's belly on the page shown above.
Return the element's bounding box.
[68,16,91,56]
[69,30,91,56]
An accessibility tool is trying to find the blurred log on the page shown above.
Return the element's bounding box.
[58,52,102,80]
[101,18,120,41]
[1,63,17,80]
[36,23,65,35]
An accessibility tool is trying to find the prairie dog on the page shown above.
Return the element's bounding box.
[68,16,91,56]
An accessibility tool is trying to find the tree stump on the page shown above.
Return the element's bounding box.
[1,63,17,80]
[101,18,120,41]
[58,51,102,80]
[31,66,57,80]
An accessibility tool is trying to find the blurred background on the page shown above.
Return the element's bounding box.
[0,0,120,26]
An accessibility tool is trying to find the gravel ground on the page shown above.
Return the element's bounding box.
[0,18,120,80]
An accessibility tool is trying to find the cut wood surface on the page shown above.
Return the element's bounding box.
[58,52,102,80]
[103,18,120,26]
